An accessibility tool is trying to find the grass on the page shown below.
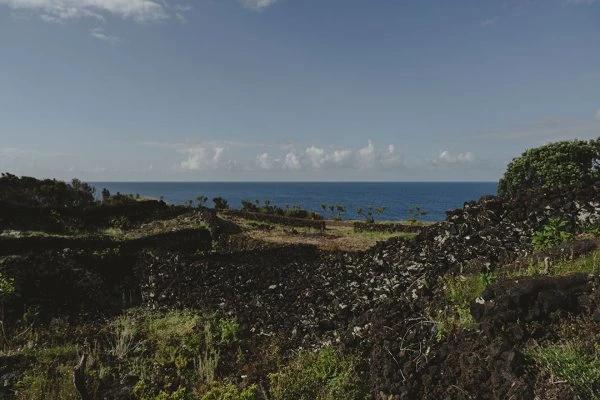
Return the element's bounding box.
[505,248,600,278]
[526,343,600,397]
[102,214,209,240]
[268,346,368,400]
[225,214,416,251]
[427,273,494,341]
[7,309,363,400]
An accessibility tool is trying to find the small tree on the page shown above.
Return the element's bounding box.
[213,196,229,210]
[101,188,111,203]
[333,204,347,221]
[407,206,428,225]
[498,139,600,197]
[196,195,208,208]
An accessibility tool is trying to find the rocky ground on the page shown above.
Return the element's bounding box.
[1,182,600,399]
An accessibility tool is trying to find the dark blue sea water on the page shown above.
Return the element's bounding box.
[91,182,498,222]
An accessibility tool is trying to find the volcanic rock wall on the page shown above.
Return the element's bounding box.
[353,222,424,234]
[223,210,326,231]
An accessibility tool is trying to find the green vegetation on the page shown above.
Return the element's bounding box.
[407,205,428,225]
[269,346,367,400]
[200,382,256,400]
[15,344,81,400]
[6,309,366,400]
[240,199,324,220]
[507,249,600,278]
[428,273,494,341]
[532,217,573,250]
[0,173,96,208]
[526,343,600,397]
[356,205,386,223]
[498,139,600,196]
[213,197,230,210]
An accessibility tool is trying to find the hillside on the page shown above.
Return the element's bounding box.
[1,175,600,399]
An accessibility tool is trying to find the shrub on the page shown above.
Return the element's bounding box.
[213,197,229,210]
[269,347,367,400]
[218,318,239,345]
[532,217,573,250]
[498,139,600,196]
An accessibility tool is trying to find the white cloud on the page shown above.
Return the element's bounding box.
[0,0,174,23]
[239,0,279,11]
[283,152,301,170]
[150,139,407,174]
[257,152,274,170]
[357,140,376,169]
[91,28,120,44]
[173,4,191,23]
[595,109,600,120]
[179,146,227,171]
[436,150,475,164]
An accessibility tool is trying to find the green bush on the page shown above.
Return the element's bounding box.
[269,347,367,400]
[498,139,600,196]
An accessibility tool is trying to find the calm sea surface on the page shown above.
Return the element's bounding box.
[91,182,498,222]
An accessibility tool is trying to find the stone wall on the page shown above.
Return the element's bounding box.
[0,228,212,256]
[353,222,424,234]
[224,210,325,231]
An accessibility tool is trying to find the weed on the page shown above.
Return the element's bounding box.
[427,305,475,342]
[218,318,239,345]
[442,274,489,307]
[110,313,141,359]
[532,217,573,250]
[269,346,367,400]
[195,320,220,385]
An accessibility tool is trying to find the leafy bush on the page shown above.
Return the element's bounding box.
[269,346,367,400]
[213,197,229,210]
[532,217,573,250]
[498,139,600,196]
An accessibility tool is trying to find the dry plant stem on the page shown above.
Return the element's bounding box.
[73,353,90,400]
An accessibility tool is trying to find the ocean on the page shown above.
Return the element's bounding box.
[91,182,498,222]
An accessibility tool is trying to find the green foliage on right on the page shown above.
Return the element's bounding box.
[532,217,573,250]
[527,344,600,397]
[269,346,367,400]
[497,139,600,197]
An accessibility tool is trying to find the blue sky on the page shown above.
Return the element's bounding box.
[0,0,599,181]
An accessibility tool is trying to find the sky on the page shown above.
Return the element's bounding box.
[0,0,599,182]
